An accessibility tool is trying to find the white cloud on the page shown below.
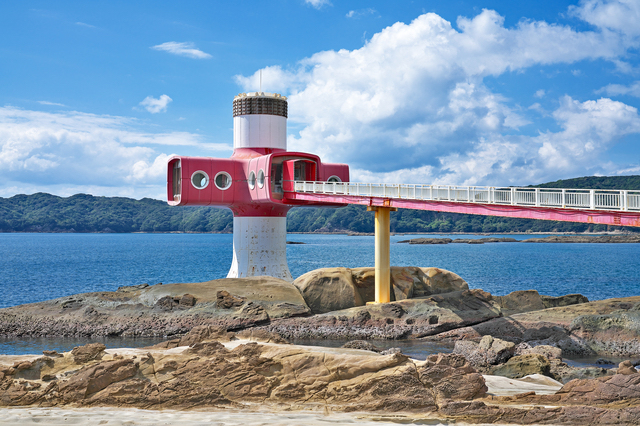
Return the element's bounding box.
[570,0,640,38]
[38,100,66,107]
[139,94,172,113]
[534,89,546,98]
[236,5,640,186]
[75,22,96,29]
[305,0,331,9]
[151,42,212,59]
[346,9,378,19]
[0,107,229,199]
[597,81,640,97]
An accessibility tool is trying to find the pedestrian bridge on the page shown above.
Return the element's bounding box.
[285,181,640,305]
[288,181,640,227]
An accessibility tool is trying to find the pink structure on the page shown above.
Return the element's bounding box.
[167,92,349,281]
[286,191,640,227]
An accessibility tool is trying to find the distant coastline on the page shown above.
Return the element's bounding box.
[2,175,640,234]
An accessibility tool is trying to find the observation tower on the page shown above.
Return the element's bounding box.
[167,92,349,281]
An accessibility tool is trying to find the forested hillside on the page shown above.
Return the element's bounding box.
[1,175,639,233]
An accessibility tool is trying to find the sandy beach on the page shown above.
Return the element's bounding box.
[0,406,520,426]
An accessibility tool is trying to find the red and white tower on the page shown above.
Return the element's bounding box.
[167,92,349,281]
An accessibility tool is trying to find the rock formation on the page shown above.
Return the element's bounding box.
[2,327,640,424]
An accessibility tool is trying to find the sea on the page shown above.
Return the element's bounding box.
[1,232,639,360]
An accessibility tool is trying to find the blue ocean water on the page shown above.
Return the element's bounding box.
[1,233,638,309]
[1,233,639,357]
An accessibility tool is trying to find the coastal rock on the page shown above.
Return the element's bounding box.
[549,358,610,383]
[427,296,640,357]
[293,268,363,315]
[523,235,640,243]
[216,290,245,309]
[453,336,516,368]
[293,266,469,314]
[0,337,486,413]
[0,276,310,339]
[418,353,488,401]
[616,360,638,375]
[490,354,551,379]
[4,333,640,424]
[71,343,106,364]
[515,342,562,360]
[493,289,588,316]
[264,289,501,340]
[570,311,640,356]
[341,340,382,353]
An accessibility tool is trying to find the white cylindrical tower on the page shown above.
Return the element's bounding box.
[227,92,293,281]
[233,92,287,150]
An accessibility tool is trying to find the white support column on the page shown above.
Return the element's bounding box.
[227,216,293,281]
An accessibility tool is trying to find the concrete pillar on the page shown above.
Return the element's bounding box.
[227,216,292,281]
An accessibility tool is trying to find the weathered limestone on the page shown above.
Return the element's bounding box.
[293,266,469,314]
[0,328,486,414]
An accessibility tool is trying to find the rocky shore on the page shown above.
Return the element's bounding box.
[399,235,640,244]
[3,267,640,424]
[3,326,640,424]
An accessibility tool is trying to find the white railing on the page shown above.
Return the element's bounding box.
[292,182,640,212]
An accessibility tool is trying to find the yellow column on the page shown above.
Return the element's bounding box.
[367,206,396,304]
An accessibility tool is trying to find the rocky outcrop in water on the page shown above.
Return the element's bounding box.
[399,235,640,244]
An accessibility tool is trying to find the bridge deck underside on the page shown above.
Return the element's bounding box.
[285,192,640,228]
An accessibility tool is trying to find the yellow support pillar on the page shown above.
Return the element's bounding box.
[367,206,397,304]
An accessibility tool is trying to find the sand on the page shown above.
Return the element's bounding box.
[0,406,519,426]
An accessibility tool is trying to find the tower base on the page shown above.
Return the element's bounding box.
[227,216,293,281]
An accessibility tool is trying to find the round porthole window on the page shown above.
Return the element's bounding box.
[248,171,256,190]
[327,175,342,183]
[214,172,232,190]
[191,171,209,189]
[257,169,265,189]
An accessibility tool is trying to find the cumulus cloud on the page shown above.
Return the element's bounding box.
[597,81,640,98]
[151,42,212,59]
[305,0,331,9]
[0,107,229,199]
[139,95,172,113]
[236,5,640,186]
[570,0,640,38]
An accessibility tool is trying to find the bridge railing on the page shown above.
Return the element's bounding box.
[292,182,640,212]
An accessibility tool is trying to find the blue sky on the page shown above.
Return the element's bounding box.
[1,0,640,200]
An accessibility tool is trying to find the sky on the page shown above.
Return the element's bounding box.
[1,0,640,200]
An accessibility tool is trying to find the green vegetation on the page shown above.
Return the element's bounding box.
[1,175,639,233]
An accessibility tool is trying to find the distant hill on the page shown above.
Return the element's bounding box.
[1,175,639,234]
[530,175,640,190]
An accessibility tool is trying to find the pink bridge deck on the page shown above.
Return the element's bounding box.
[285,192,640,228]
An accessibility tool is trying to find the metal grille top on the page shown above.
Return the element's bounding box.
[233,92,288,118]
